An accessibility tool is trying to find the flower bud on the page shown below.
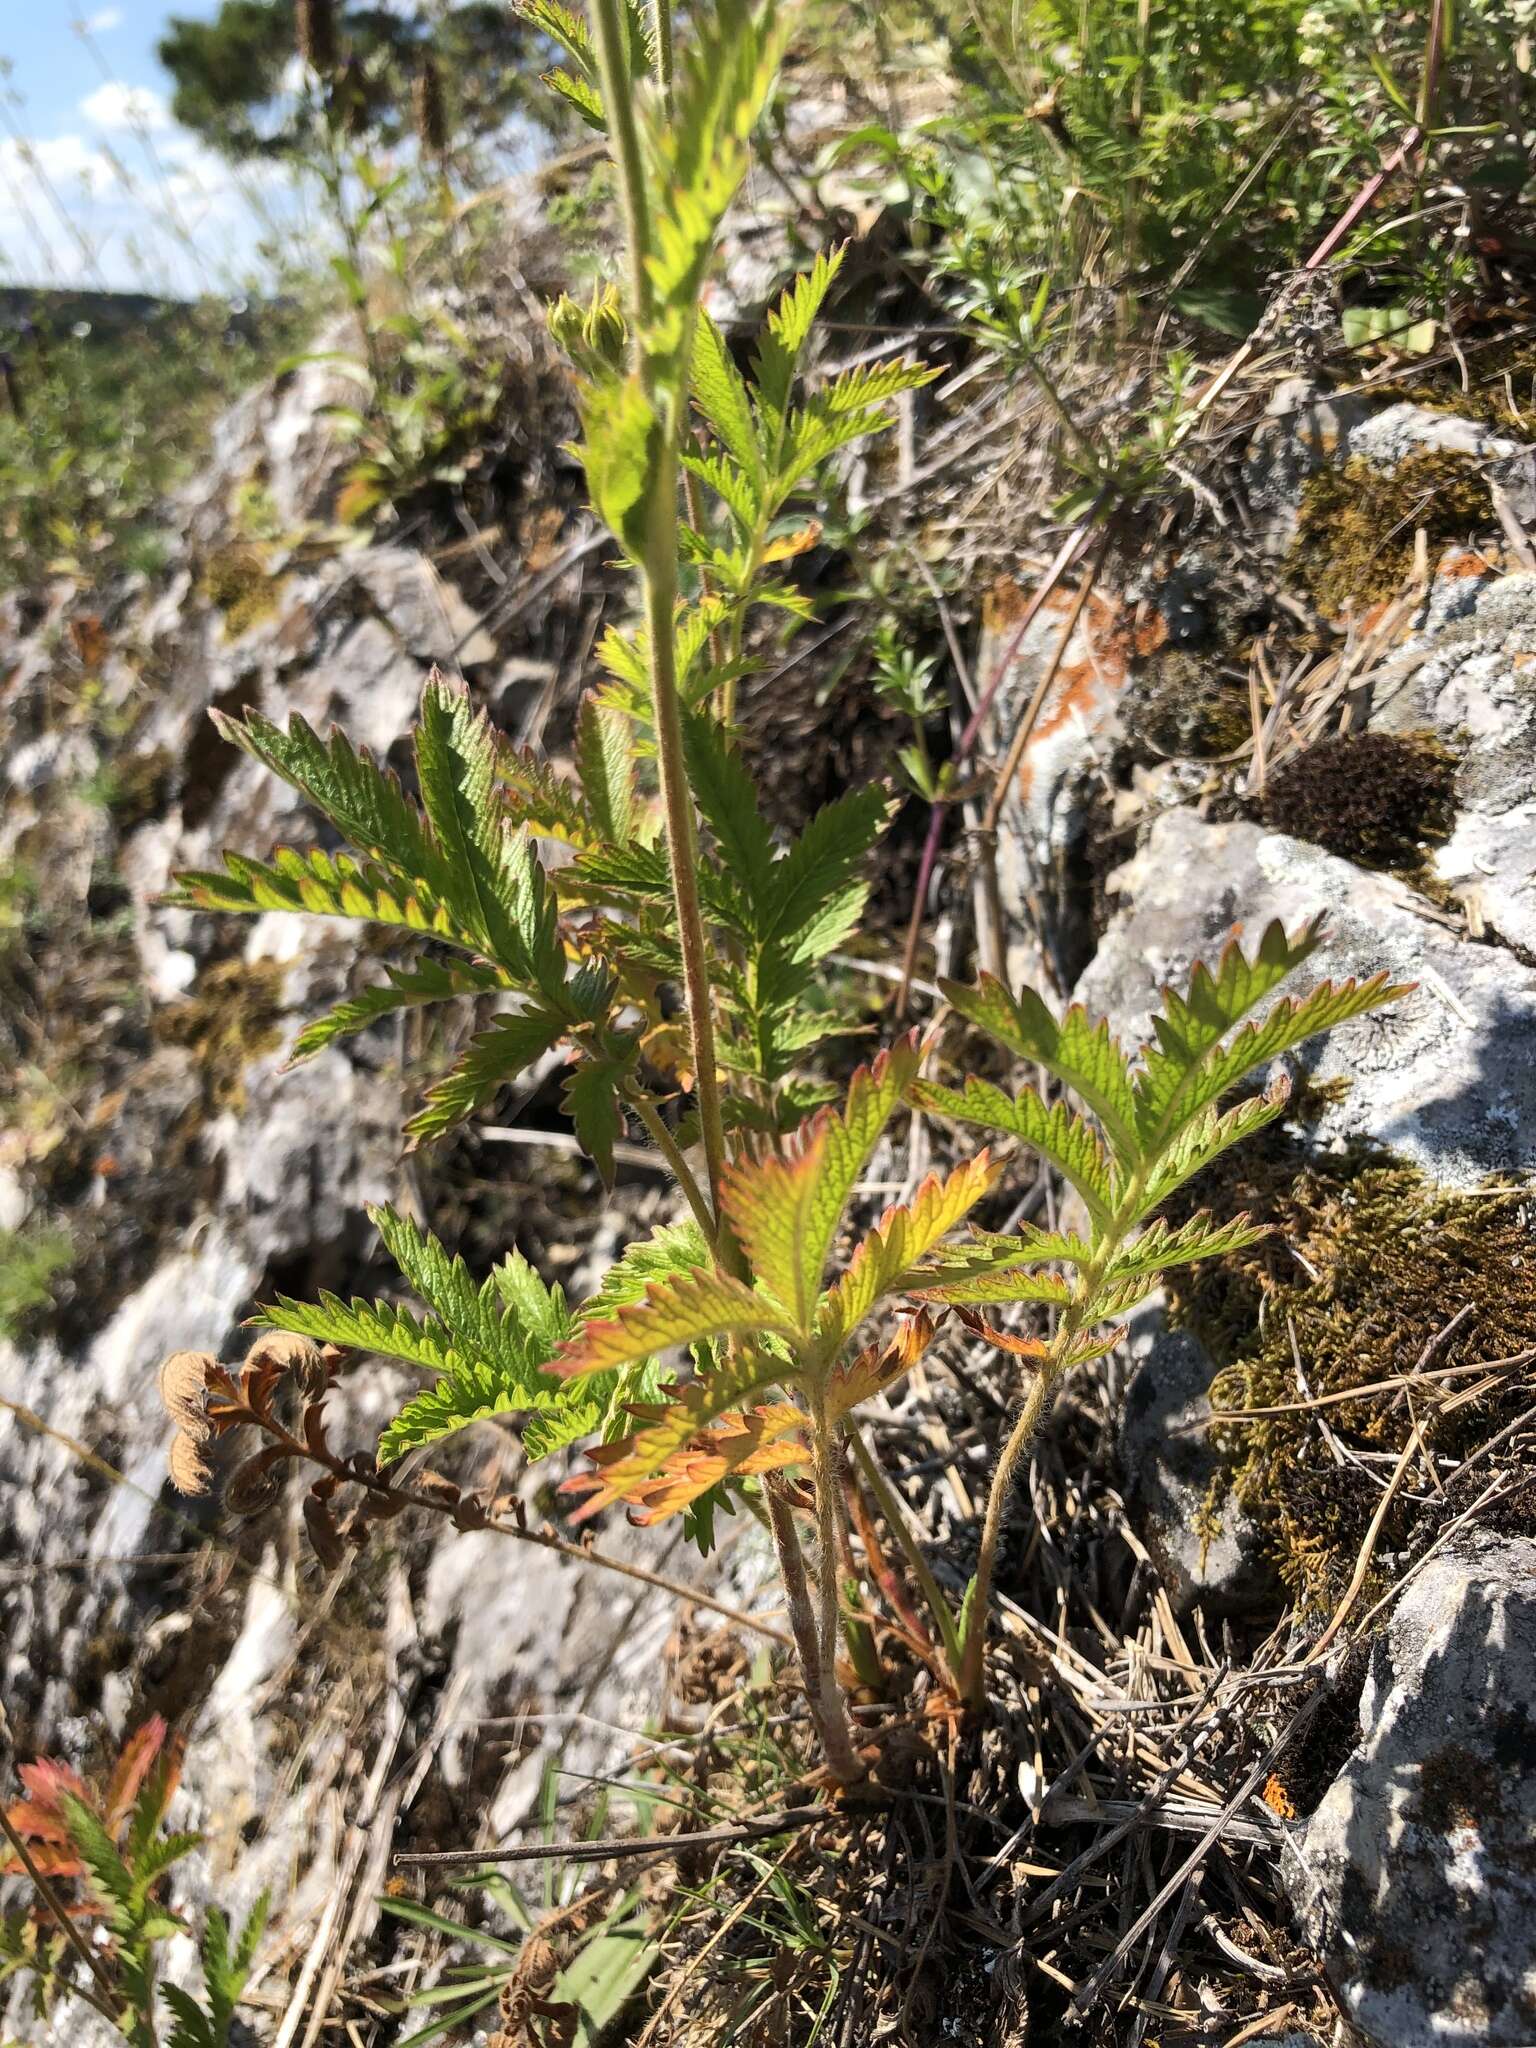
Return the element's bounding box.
[548,285,629,377]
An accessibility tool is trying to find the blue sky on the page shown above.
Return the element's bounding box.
[0,3,299,293]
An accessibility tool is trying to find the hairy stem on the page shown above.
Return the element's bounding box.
[625,1083,718,1244]
[589,0,732,1233]
[651,0,674,101]
[766,1474,862,1785]
[640,509,734,1231]
[963,1155,1150,1703]
[958,1356,1054,1705]
[809,1392,865,1783]
[588,0,654,332]
[846,1419,965,1687]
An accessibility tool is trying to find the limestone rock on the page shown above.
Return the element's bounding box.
[1117,1302,1276,1616]
[1284,1533,1536,2047]
[1363,568,1536,954]
[1076,809,1536,1188]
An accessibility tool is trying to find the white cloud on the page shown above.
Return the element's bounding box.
[0,125,296,294]
[84,7,124,30]
[79,83,172,134]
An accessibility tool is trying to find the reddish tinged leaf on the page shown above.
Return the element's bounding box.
[814,1150,1005,1355]
[550,1265,790,1378]
[563,1400,808,1523]
[721,1031,925,1334]
[951,1305,1050,1360]
[103,1716,170,1830]
[825,1309,937,1423]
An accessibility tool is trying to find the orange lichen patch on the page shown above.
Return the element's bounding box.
[1436,549,1496,582]
[983,572,1034,630]
[1012,591,1131,807]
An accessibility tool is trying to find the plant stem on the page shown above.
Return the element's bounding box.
[958,1356,1053,1705]
[845,1419,965,1687]
[808,1392,864,1783]
[651,0,674,102]
[588,0,733,1234]
[766,1476,863,1785]
[588,0,655,332]
[962,1150,1151,1703]
[640,511,734,1231]
[624,1084,718,1243]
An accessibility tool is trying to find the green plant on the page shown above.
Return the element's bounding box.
[0,1220,74,1342]
[869,618,946,800]
[0,1719,266,2047]
[381,1761,661,2045]
[0,307,301,599]
[159,0,1403,1783]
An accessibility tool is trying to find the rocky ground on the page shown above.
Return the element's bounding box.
[2,178,1535,2046]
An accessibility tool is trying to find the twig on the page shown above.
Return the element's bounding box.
[393,1804,846,1870]
[1066,1690,1328,2019]
[980,533,1110,836]
[478,1122,669,1173]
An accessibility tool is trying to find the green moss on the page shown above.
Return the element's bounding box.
[200,541,283,641]
[1260,730,1456,869]
[1289,448,1493,615]
[0,1220,75,1340]
[1167,1133,1536,1611]
[155,957,287,1111]
[1376,331,1536,434]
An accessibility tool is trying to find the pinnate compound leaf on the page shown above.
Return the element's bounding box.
[907,1265,1073,1309]
[940,975,1141,1165]
[1134,969,1407,1154]
[380,1361,564,1465]
[575,695,635,845]
[369,1203,558,1379]
[563,1054,632,1188]
[498,741,604,851]
[754,244,845,437]
[1138,1080,1293,1214]
[692,312,764,479]
[721,1034,923,1334]
[765,784,894,951]
[209,706,447,895]
[908,1077,1119,1225]
[416,675,564,996]
[551,1267,791,1378]
[1129,917,1327,1149]
[815,1152,1005,1352]
[288,957,503,1063]
[825,1309,937,1423]
[682,713,777,922]
[404,1006,566,1146]
[580,373,660,555]
[167,848,477,943]
[1104,1210,1269,1282]
[253,1288,459,1372]
[580,1221,713,1319]
[563,1398,806,1522]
